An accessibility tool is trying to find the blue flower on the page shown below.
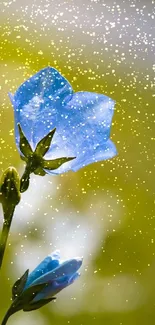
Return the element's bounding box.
[24,251,82,302]
[9,67,117,174]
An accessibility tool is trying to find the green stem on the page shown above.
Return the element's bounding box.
[0,205,15,269]
[1,305,16,325]
[1,310,11,325]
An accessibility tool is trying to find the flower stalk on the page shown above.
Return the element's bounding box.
[1,306,15,325]
[0,205,15,269]
[0,167,20,269]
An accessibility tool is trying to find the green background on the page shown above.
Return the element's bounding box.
[0,0,154,324]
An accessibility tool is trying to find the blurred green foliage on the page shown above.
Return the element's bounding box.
[0,9,155,325]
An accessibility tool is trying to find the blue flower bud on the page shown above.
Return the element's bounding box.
[23,251,82,302]
[4,251,83,321]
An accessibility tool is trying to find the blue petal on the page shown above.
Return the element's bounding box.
[40,91,116,173]
[9,67,73,151]
[25,251,60,289]
[30,258,82,286]
[44,139,117,174]
[33,272,80,301]
[71,139,117,172]
[67,271,80,285]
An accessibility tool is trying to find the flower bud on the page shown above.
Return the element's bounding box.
[0,167,21,207]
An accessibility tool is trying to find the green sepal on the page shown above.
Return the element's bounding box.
[2,281,54,323]
[33,167,46,176]
[8,283,48,317]
[0,167,21,207]
[34,128,56,157]
[43,157,75,170]
[20,155,28,163]
[8,283,49,317]
[17,283,48,306]
[18,123,33,158]
[20,170,30,193]
[17,125,76,191]
[12,269,29,301]
[23,297,56,312]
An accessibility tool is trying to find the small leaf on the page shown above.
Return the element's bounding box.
[12,269,29,300]
[43,157,76,170]
[18,124,33,158]
[23,297,56,312]
[34,128,56,157]
[19,283,48,305]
